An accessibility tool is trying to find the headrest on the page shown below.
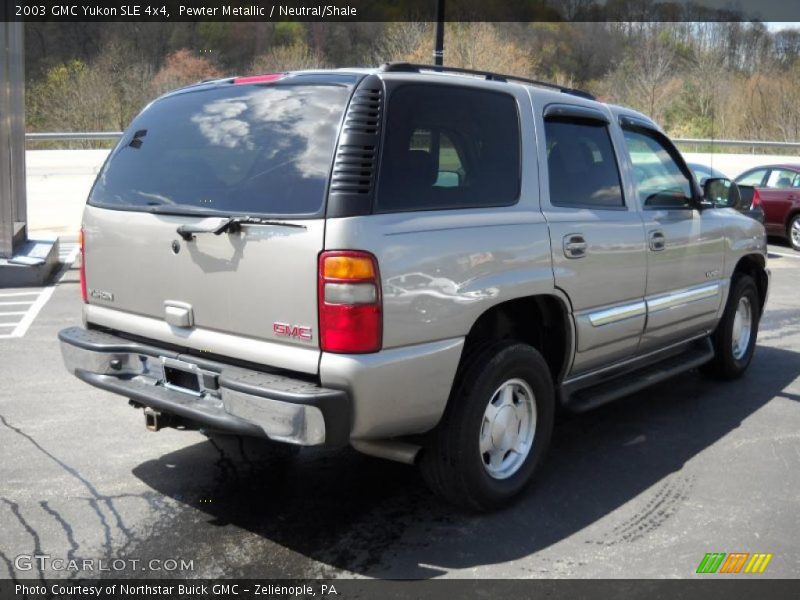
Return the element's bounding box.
[403,150,437,187]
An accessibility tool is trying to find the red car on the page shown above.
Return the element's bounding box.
[735,164,800,250]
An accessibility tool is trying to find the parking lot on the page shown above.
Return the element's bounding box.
[1,242,799,580]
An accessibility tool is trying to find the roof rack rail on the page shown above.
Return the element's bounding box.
[379,62,595,101]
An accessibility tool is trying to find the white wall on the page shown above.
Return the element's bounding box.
[26,149,108,236]
[681,152,800,180]
[24,148,800,237]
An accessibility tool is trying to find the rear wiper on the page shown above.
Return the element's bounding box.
[177,216,306,241]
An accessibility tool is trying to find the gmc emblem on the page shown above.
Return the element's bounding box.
[273,322,313,341]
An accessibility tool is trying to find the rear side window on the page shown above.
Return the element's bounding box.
[376,85,521,212]
[544,119,624,208]
[89,80,353,217]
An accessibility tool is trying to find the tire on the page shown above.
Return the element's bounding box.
[788,214,800,251]
[419,341,555,511]
[703,274,760,380]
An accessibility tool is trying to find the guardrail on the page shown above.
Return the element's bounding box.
[22,133,800,151]
[673,138,800,151]
[25,132,123,142]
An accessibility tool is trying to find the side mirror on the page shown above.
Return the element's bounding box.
[702,178,741,209]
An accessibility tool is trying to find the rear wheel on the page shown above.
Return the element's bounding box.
[703,274,760,380]
[420,341,555,511]
[788,214,800,251]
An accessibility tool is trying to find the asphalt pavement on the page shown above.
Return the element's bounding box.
[1,243,799,580]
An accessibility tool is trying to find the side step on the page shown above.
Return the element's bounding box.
[562,338,714,413]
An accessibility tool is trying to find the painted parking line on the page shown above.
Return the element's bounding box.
[0,241,80,340]
[768,251,800,259]
[0,291,40,297]
[59,242,79,265]
[0,287,56,339]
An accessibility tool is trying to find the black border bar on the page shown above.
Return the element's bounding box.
[2,579,800,600]
[6,0,800,22]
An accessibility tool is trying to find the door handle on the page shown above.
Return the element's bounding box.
[649,230,666,251]
[563,234,587,259]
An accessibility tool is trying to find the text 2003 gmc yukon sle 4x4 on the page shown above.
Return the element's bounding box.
[59,63,769,510]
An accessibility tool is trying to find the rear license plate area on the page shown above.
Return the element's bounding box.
[163,364,201,394]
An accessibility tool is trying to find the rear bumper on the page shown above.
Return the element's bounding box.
[741,207,765,223]
[58,326,350,446]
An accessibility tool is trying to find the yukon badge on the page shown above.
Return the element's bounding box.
[89,289,114,301]
[273,322,313,341]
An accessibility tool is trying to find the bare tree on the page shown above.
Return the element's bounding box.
[602,35,678,124]
[250,40,327,73]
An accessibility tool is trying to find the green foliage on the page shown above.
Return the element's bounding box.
[22,22,800,142]
[273,22,305,46]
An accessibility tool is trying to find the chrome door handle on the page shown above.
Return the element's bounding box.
[649,230,666,251]
[563,234,587,259]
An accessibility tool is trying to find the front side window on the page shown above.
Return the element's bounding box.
[544,119,625,209]
[735,168,768,187]
[622,129,693,208]
[376,85,521,212]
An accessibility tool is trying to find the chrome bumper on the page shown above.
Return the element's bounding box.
[58,327,350,446]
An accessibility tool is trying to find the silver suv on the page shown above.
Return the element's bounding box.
[59,63,770,510]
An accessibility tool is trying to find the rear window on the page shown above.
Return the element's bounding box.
[376,84,521,212]
[89,79,354,217]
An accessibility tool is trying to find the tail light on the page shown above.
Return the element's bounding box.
[318,251,381,353]
[78,228,87,303]
[233,73,284,84]
[751,188,763,209]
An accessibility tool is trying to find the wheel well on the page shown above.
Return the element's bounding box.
[733,254,768,314]
[787,209,800,232]
[463,296,571,383]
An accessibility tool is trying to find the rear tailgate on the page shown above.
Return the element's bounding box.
[81,75,358,374]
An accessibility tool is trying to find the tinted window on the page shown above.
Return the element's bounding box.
[89,81,353,216]
[622,129,693,208]
[376,85,520,212]
[765,168,798,188]
[545,120,625,208]
[545,119,624,208]
[735,169,768,186]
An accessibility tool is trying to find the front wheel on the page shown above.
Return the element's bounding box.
[788,214,800,251]
[703,274,760,380]
[419,341,555,511]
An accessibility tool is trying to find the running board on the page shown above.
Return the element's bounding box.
[561,338,714,413]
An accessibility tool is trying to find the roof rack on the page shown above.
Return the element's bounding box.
[379,62,596,101]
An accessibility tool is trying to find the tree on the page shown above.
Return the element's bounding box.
[150,49,222,96]
[602,34,679,125]
[250,41,326,73]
